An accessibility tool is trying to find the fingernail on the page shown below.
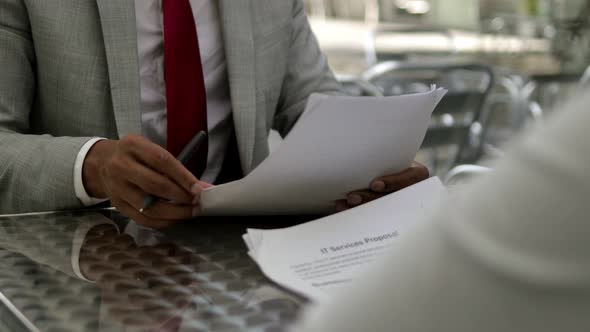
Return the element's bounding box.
[371,181,386,192]
[200,181,213,189]
[192,206,201,218]
[347,194,362,206]
[191,183,202,195]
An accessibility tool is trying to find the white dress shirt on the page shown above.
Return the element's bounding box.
[74,0,233,205]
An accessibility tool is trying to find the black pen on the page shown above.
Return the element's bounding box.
[139,131,208,213]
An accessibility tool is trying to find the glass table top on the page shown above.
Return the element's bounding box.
[0,210,311,332]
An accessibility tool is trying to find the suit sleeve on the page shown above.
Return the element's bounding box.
[272,0,345,137]
[0,0,95,214]
[294,90,590,332]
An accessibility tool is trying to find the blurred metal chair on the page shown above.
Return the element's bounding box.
[362,62,495,175]
[445,164,492,186]
[480,69,552,156]
[336,74,384,97]
[499,74,538,130]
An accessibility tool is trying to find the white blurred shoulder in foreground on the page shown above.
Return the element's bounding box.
[293,89,590,332]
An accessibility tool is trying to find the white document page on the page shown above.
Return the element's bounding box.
[201,89,447,216]
[244,177,447,301]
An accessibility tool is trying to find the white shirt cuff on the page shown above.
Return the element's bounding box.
[74,138,109,206]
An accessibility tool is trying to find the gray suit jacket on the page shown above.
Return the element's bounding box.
[0,0,342,214]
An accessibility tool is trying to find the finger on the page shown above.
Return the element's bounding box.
[335,200,351,212]
[125,163,195,205]
[370,162,430,193]
[143,201,200,221]
[347,190,383,207]
[119,135,205,195]
[112,198,179,229]
[118,184,200,220]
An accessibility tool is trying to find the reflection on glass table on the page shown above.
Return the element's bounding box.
[0,211,307,332]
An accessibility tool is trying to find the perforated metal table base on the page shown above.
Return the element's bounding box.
[0,211,311,332]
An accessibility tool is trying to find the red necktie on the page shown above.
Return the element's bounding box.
[163,0,208,176]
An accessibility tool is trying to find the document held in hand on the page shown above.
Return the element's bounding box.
[243,177,447,301]
[201,88,447,216]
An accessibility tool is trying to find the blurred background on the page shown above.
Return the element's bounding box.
[298,0,590,180]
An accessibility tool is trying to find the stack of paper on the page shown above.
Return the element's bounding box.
[201,88,447,216]
[243,177,447,301]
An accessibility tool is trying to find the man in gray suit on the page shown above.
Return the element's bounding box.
[0,0,428,226]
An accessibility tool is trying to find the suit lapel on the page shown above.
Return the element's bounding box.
[219,0,257,173]
[96,0,142,138]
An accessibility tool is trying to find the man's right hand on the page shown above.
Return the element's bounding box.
[82,135,209,228]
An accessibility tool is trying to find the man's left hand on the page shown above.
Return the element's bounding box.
[336,161,430,212]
